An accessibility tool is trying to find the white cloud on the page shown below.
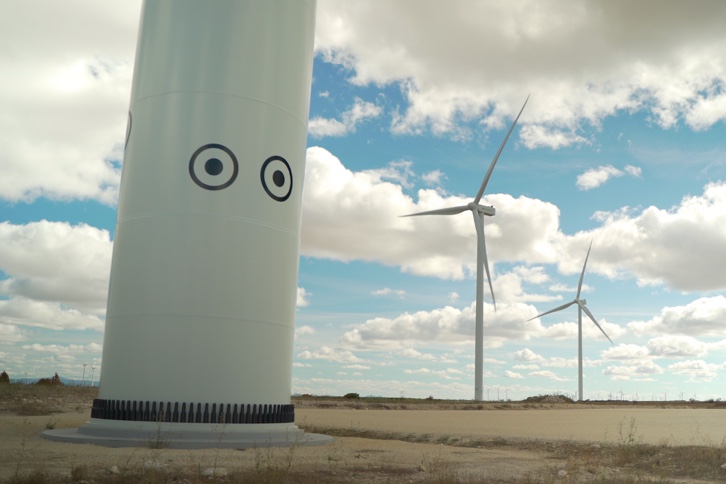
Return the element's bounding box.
[340,302,543,350]
[513,348,544,362]
[576,164,642,190]
[372,287,406,299]
[576,165,624,190]
[601,344,649,361]
[308,97,382,138]
[21,343,102,355]
[297,346,362,363]
[603,362,664,381]
[624,165,642,177]
[667,360,720,381]
[403,367,463,380]
[629,296,726,337]
[297,287,311,308]
[316,1,726,144]
[504,370,524,379]
[581,183,726,290]
[301,146,562,280]
[421,169,445,186]
[295,325,316,337]
[0,298,104,332]
[0,2,139,204]
[0,221,112,315]
[529,370,568,382]
[646,335,708,358]
[0,323,27,343]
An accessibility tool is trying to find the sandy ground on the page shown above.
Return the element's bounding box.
[2,402,725,482]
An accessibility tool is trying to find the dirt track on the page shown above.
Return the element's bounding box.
[297,406,726,446]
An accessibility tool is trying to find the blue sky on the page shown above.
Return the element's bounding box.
[2,1,726,401]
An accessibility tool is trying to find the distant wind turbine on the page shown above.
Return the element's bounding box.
[402,96,529,401]
[527,240,613,401]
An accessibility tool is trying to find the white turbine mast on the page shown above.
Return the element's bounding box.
[527,240,614,401]
[402,96,529,401]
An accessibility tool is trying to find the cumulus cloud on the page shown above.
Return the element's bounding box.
[22,343,102,355]
[0,221,112,315]
[576,165,626,190]
[529,370,568,382]
[601,344,650,361]
[297,346,363,363]
[0,2,139,204]
[308,97,382,138]
[301,146,562,280]
[297,287,311,308]
[667,360,720,381]
[646,335,708,358]
[576,164,642,190]
[295,325,316,337]
[629,296,726,337]
[316,0,726,145]
[603,361,664,381]
[340,302,543,350]
[579,183,726,291]
[0,323,27,343]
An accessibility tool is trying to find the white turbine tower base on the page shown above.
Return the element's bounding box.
[403,96,529,401]
[527,240,614,402]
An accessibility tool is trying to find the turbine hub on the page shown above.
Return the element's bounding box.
[469,202,495,216]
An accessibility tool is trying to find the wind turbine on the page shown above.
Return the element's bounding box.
[527,240,613,401]
[402,96,529,401]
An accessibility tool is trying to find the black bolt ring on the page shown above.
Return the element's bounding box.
[189,143,239,191]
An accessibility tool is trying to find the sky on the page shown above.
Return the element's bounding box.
[2,0,726,401]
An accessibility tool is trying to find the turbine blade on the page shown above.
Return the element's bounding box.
[473,95,530,204]
[581,304,613,344]
[526,300,576,321]
[576,239,593,299]
[472,211,496,309]
[400,205,469,217]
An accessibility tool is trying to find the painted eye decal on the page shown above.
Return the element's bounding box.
[125,112,132,148]
[260,156,293,201]
[189,143,239,191]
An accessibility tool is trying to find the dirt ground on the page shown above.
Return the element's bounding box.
[2,395,726,483]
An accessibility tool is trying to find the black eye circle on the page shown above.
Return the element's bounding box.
[273,170,285,187]
[260,156,293,201]
[189,144,238,191]
[205,158,224,176]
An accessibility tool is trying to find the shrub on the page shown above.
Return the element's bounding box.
[36,373,63,386]
[343,392,360,399]
[0,371,9,384]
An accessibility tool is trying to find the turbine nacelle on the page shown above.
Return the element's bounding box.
[469,202,495,216]
[576,298,587,306]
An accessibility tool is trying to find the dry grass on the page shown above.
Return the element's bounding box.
[2,385,726,483]
[0,383,97,416]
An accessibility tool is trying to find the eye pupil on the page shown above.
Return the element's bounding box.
[205,158,224,176]
[273,170,285,187]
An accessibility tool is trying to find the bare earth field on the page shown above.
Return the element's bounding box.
[2,386,726,483]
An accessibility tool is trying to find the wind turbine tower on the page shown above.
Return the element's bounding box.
[527,241,613,401]
[403,97,529,401]
[44,0,330,448]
